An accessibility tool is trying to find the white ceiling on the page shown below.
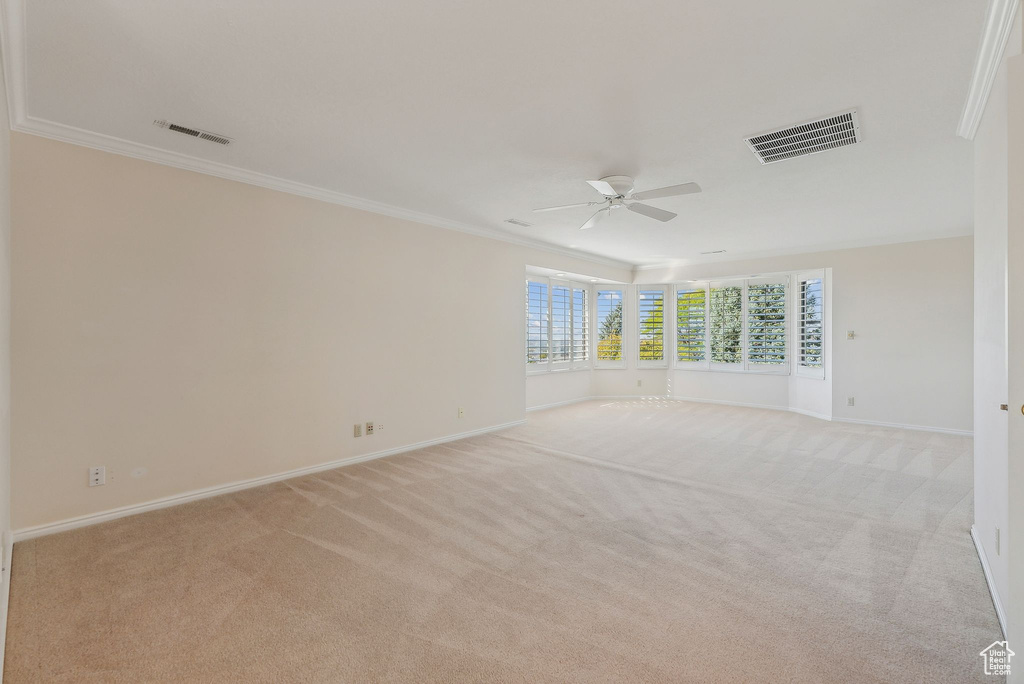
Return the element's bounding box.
[12,0,986,267]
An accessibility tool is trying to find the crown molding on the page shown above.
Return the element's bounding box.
[957,0,1021,140]
[0,0,634,274]
[631,230,973,274]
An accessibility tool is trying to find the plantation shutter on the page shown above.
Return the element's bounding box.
[525,280,548,365]
[709,283,743,365]
[550,284,572,363]
[596,289,624,364]
[676,287,707,363]
[799,275,824,371]
[747,280,787,366]
[638,289,665,363]
[572,287,589,364]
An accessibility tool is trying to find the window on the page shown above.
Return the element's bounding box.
[747,281,787,366]
[798,274,824,376]
[709,283,743,366]
[596,289,624,365]
[525,276,593,372]
[526,280,548,365]
[676,287,706,363]
[572,287,589,363]
[637,288,666,365]
[677,275,801,375]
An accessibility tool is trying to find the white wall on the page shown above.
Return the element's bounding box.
[635,237,973,432]
[973,6,1020,628]
[525,370,592,410]
[10,133,631,532]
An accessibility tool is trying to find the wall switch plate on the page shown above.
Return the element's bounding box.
[458,407,465,418]
[366,421,374,435]
[353,423,362,438]
[637,379,642,387]
[847,397,855,407]
[89,466,105,487]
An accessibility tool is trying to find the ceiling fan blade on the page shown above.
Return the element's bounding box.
[627,202,677,222]
[533,201,601,213]
[630,182,702,201]
[586,179,618,197]
[580,208,609,230]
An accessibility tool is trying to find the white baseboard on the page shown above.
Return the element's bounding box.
[0,529,12,684]
[527,395,677,411]
[670,395,833,422]
[526,396,592,412]
[832,416,973,437]
[971,525,1008,638]
[13,419,525,542]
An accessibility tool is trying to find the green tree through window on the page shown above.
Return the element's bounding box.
[597,291,623,361]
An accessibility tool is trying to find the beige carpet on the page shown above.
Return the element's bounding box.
[4,399,1001,682]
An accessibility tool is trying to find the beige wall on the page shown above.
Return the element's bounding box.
[10,133,630,531]
[0,42,12,660]
[636,237,974,432]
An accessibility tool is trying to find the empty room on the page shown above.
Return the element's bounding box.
[0,0,1020,681]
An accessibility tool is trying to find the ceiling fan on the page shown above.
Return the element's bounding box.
[534,175,701,230]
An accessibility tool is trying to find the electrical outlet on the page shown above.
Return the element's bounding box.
[89,466,105,487]
[847,397,855,407]
[637,379,642,387]
[353,423,362,438]
[458,407,465,419]
[366,421,374,435]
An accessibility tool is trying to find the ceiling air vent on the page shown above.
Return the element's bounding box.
[504,218,532,227]
[744,109,860,165]
[153,120,232,145]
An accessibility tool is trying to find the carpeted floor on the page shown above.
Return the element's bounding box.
[4,399,1001,682]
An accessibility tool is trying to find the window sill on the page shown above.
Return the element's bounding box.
[526,366,593,377]
[674,365,791,377]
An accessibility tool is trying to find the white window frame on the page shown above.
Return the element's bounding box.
[674,282,709,369]
[673,274,800,376]
[594,287,627,369]
[745,276,790,374]
[795,270,826,380]
[525,276,594,374]
[636,286,668,368]
[707,280,745,372]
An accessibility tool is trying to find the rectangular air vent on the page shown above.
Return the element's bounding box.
[504,218,532,227]
[745,109,860,165]
[154,119,232,145]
